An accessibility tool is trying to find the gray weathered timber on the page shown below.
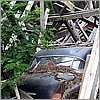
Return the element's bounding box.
[78,27,99,99]
[48,9,99,22]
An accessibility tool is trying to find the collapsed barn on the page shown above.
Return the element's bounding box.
[1,1,99,99]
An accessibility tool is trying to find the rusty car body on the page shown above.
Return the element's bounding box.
[19,46,92,99]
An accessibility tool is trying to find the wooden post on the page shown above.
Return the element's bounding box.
[14,84,21,99]
[89,1,93,9]
[79,54,91,91]
[78,27,99,99]
[36,1,45,52]
[40,1,45,29]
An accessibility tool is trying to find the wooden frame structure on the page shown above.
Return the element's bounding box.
[1,1,99,99]
[78,27,99,99]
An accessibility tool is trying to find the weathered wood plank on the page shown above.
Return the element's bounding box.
[78,27,99,99]
[88,27,97,42]
[20,1,34,30]
[77,22,89,40]
[79,54,91,89]
[61,1,75,10]
[64,20,79,42]
[36,1,45,52]
[40,1,45,29]
[90,71,99,99]
[48,8,99,21]
[14,85,21,99]
[19,89,33,99]
[93,78,99,98]
[44,8,50,29]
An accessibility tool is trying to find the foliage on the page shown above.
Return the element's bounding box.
[44,1,55,14]
[1,1,55,95]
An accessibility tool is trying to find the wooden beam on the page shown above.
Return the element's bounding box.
[53,3,71,13]
[48,8,99,21]
[88,27,97,42]
[80,18,98,28]
[44,8,50,29]
[14,84,21,99]
[17,1,34,40]
[21,1,34,18]
[89,1,94,9]
[64,20,79,42]
[69,20,81,41]
[77,22,89,40]
[19,89,33,99]
[40,1,45,29]
[90,72,99,99]
[61,1,75,10]
[43,41,93,48]
[19,1,34,30]
[93,78,99,99]
[78,27,99,99]
[36,1,45,52]
[80,54,91,88]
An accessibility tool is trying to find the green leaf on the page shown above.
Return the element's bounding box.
[8,60,14,63]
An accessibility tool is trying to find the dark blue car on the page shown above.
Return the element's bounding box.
[19,46,92,99]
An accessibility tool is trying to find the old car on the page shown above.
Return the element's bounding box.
[19,46,92,99]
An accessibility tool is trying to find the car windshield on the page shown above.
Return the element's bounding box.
[32,56,85,70]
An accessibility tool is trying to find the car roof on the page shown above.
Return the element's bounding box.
[35,47,92,60]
